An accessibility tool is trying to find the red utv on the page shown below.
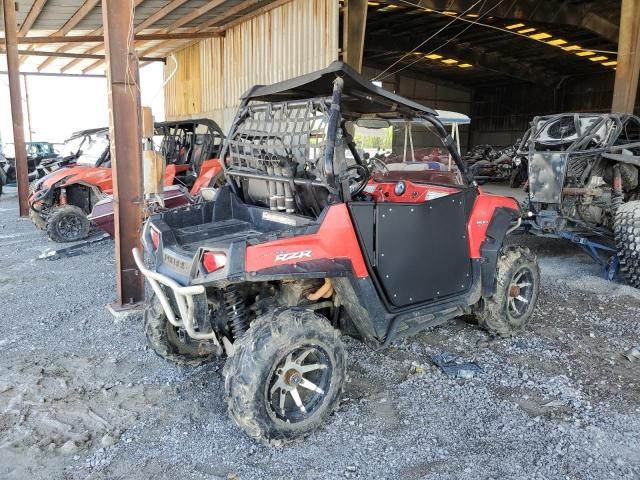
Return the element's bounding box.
[28,119,224,242]
[133,63,540,445]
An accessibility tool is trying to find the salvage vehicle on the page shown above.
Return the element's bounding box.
[133,62,540,445]
[29,119,224,242]
[523,113,640,286]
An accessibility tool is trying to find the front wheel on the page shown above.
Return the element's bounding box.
[476,246,540,336]
[223,309,346,446]
[46,205,90,242]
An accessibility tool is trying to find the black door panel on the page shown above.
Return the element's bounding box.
[375,191,472,307]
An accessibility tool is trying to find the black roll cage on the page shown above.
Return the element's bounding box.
[219,62,473,202]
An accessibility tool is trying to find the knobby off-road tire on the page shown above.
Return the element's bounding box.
[144,292,217,366]
[29,207,47,230]
[476,246,540,336]
[614,201,640,288]
[223,309,346,446]
[46,205,90,242]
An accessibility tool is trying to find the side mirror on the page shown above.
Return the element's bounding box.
[200,187,219,202]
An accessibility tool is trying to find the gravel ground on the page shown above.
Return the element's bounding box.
[1,186,639,480]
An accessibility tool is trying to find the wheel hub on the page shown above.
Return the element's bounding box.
[268,347,331,422]
[508,285,521,297]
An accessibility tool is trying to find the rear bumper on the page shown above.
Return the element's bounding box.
[132,247,220,346]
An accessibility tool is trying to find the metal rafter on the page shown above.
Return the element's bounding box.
[84,0,233,73]
[366,32,560,86]
[409,0,619,43]
[19,0,100,64]
[55,0,186,72]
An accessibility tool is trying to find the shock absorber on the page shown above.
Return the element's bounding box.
[612,164,623,210]
[223,286,249,339]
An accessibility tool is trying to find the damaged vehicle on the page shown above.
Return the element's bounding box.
[29,119,224,242]
[523,113,640,286]
[133,62,540,445]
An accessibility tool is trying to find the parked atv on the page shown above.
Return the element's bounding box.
[29,119,224,242]
[133,62,540,445]
[523,113,640,286]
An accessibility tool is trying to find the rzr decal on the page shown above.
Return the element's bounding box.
[275,250,312,262]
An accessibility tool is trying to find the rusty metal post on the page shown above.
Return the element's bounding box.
[2,0,30,216]
[102,0,145,308]
[612,0,640,113]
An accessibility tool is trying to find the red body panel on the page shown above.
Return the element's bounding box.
[245,204,369,278]
[467,189,520,258]
[190,159,223,195]
[367,180,460,203]
[164,164,190,186]
[34,165,114,194]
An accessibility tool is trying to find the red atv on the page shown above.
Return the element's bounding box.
[28,119,224,242]
[133,63,540,445]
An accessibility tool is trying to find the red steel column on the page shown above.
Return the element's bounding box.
[2,0,30,216]
[612,0,640,113]
[102,0,145,307]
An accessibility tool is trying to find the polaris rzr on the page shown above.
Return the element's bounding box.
[134,62,540,445]
[522,113,640,286]
[29,119,224,242]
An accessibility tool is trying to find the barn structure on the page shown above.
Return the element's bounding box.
[1,0,639,305]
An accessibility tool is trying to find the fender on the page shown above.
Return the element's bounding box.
[480,207,520,297]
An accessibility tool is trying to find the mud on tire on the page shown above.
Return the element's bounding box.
[46,205,90,242]
[144,292,217,366]
[614,200,640,288]
[223,309,346,446]
[29,207,47,230]
[476,246,540,336]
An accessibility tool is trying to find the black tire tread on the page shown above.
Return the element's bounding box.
[614,200,640,288]
[476,246,540,336]
[223,309,346,446]
[143,292,216,366]
[45,205,90,242]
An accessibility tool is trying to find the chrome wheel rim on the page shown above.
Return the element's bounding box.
[507,266,535,320]
[267,345,331,423]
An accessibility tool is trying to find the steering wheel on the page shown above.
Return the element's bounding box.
[369,156,389,174]
[347,164,370,196]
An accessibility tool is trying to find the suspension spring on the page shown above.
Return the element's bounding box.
[224,286,249,339]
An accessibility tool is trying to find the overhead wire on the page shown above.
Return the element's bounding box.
[392,0,617,55]
[374,0,511,82]
[370,0,486,82]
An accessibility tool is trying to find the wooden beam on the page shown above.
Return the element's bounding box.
[55,0,186,72]
[140,0,294,61]
[19,0,100,63]
[612,0,640,113]
[85,0,232,72]
[2,0,30,216]
[10,31,222,44]
[18,0,48,35]
[343,0,368,72]
[0,47,166,62]
[102,0,145,307]
[36,27,103,71]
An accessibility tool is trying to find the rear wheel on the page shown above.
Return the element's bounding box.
[46,205,90,242]
[224,309,346,445]
[476,246,540,336]
[614,200,640,288]
[144,292,219,366]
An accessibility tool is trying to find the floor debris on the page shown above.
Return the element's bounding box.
[431,352,483,378]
